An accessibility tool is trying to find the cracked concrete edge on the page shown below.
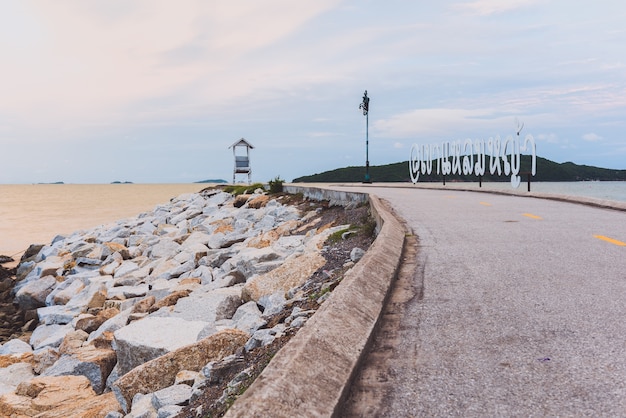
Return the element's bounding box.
[224,186,407,418]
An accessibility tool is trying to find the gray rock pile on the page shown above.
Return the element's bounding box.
[0,188,362,417]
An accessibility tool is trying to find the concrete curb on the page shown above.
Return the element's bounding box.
[318,182,626,212]
[224,188,407,418]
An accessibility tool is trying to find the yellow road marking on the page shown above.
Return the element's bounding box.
[523,213,542,220]
[444,195,456,199]
[480,202,492,206]
[594,235,626,246]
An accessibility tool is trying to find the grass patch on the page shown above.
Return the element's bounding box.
[221,183,266,196]
[327,227,357,244]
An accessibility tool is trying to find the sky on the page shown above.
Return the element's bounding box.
[1,0,625,184]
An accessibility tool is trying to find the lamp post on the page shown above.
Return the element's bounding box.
[359,90,371,183]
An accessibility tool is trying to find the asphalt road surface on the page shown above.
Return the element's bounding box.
[341,186,626,417]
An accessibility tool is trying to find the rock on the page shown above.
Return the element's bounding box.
[100,257,121,276]
[174,370,200,387]
[66,279,109,310]
[113,317,213,376]
[170,286,243,323]
[112,275,142,287]
[244,325,286,352]
[131,296,156,314]
[157,404,183,417]
[30,323,73,350]
[112,329,248,413]
[184,265,213,284]
[75,307,120,333]
[150,239,181,259]
[58,329,89,355]
[175,245,208,264]
[248,195,270,209]
[15,275,57,310]
[233,194,251,208]
[35,256,66,278]
[221,233,249,249]
[42,345,117,394]
[202,354,245,384]
[181,231,211,248]
[246,230,278,249]
[151,384,193,410]
[258,292,287,317]
[0,338,33,355]
[242,251,326,302]
[20,244,45,263]
[170,207,202,225]
[108,284,149,300]
[75,256,102,267]
[16,260,36,281]
[32,347,60,374]
[290,316,307,328]
[225,246,282,278]
[0,352,34,369]
[87,308,133,343]
[350,247,366,262]
[0,375,121,417]
[149,290,191,312]
[158,259,195,281]
[202,272,243,292]
[45,278,83,306]
[37,305,82,325]
[272,235,305,257]
[0,362,35,396]
[231,301,266,335]
[126,392,157,417]
[113,260,140,278]
[2,190,340,416]
[104,242,131,260]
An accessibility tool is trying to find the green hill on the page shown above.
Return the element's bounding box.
[195,179,228,184]
[293,156,626,183]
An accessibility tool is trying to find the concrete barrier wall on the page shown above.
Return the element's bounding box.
[225,187,407,418]
[283,184,369,207]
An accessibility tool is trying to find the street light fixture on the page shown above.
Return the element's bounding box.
[359,90,371,183]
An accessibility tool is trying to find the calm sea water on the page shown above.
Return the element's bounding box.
[2,181,625,260]
[0,184,207,258]
[475,181,626,202]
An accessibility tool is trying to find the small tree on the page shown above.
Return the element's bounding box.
[268,176,284,194]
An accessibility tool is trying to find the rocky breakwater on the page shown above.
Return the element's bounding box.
[0,188,372,417]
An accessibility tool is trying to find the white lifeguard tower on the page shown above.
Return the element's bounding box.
[229,138,254,184]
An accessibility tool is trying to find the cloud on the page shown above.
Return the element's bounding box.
[451,0,538,16]
[0,0,341,133]
[308,132,338,138]
[582,133,603,142]
[535,133,562,144]
[373,108,518,139]
[2,1,626,182]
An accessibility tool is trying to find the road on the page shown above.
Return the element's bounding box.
[340,186,626,417]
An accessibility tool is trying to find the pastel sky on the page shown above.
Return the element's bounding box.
[1,0,625,184]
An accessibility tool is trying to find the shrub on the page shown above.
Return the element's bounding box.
[223,183,266,196]
[268,176,284,194]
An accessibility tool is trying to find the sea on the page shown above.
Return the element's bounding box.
[0,184,207,260]
[1,181,626,261]
[451,180,626,202]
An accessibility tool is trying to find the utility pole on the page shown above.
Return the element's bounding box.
[359,90,371,183]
